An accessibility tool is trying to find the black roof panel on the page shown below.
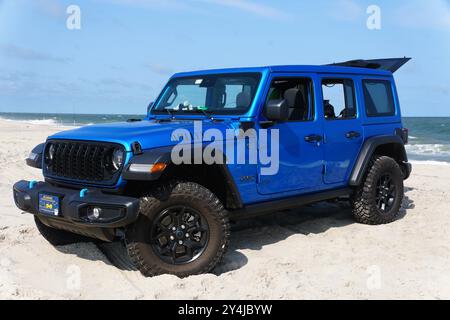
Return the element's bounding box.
[327,58,411,73]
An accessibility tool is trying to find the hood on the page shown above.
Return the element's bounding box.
[48,119,237,151]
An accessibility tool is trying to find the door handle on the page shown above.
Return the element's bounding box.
[304,134,323,143]
[346,131,361,139]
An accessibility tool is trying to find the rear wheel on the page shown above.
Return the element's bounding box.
[34,215,94,246]
[125,181,230,277]
[352,156,404,225]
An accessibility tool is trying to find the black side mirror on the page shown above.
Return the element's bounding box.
[265,99,289,122]
[147,101,154,114]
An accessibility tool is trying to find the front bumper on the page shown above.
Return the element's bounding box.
[13,180,140,241]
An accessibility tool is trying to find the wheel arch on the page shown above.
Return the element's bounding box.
[349,135,409,186]
[122,147,243,210]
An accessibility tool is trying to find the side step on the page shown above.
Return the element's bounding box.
[229,188,353,220]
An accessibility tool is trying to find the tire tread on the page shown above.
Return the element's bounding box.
[352,155,404,225]
[126,181,230,277]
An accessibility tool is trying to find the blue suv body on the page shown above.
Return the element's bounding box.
[13,58,412,277]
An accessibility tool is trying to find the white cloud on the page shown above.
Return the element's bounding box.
[146,63,176,76]
[395,0,450,30]
[0,44,69,63]
[35,0,65,18]
[329,0,364,22]
[199,0,292,20]
[99,0,291,20]
[98,0,192,10]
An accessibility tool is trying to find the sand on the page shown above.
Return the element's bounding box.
[0,118,449,300]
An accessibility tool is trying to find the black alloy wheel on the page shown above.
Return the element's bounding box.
[150,206,209,265]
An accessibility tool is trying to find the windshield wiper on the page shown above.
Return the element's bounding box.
[194,108,213,120]
[165,108,175,120]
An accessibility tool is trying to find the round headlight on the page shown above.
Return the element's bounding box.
[112,149,124,171]
[48,144,56,161]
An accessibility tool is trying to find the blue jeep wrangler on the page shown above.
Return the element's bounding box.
[13,58,412,277]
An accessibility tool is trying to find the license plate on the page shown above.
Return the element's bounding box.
[38,194,60,216]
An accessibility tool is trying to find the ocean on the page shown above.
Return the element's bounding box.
[0,112,146,126]
[403,117,450,164]
[1,113,449,164]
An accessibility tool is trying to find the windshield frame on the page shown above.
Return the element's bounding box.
[150,72,263,117]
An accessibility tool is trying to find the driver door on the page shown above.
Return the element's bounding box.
[257,74,325,195]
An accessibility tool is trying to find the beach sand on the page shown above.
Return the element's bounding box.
[1,119,449,300]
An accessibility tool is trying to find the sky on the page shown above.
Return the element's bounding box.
[0,0,449,116]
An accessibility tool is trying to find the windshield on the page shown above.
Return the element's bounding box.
[151,73,261,115]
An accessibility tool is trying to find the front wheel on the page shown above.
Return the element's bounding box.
[352,155,404,225]
[125,181,230,277]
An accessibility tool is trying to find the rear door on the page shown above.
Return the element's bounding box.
[320,75,364,184]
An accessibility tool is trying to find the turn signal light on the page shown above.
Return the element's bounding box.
[151,163,167,173]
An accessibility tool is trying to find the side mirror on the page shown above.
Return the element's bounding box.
[265,99,289,122]
[147,101,154,114]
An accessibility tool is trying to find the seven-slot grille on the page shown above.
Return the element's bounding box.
[44,140,122,184]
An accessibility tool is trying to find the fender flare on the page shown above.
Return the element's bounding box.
[26,143,45,169]
[349,135,408,186]
[122,146,173,181]
[122,146,243,208]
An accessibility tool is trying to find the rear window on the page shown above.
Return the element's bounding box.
[363,80,395,117]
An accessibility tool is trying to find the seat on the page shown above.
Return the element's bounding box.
[324,100,336,119]
[284,88,307,121]
[236,91,251,108]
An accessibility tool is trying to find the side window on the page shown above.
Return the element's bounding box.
[266,77,314,121]
[322,79,356,120]
[363,80,395,117]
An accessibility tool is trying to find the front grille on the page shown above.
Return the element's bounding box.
[44,140,123,185]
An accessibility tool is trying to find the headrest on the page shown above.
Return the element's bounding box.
[236,91,251,108]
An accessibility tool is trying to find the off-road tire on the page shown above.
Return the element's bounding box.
[34,215,94,246]
[126,181,230,277]
[352,155,404,225]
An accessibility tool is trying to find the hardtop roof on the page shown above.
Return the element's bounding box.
[172,64,393,79]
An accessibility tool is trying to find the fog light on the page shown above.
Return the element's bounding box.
[87,207,102,220]
[82,206,125,223]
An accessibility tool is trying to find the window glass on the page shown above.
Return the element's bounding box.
[266,78,314,121]
[363,80,395,117]
[322,79,356,120]
[152,73,261,115]
[167,85,206,109]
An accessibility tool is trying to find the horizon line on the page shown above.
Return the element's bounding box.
[0,111,449,118]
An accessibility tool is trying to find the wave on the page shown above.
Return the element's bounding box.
[21,119,60,125]
[406,144,450,156]
[410,160,450,166]
[0,116,76,127]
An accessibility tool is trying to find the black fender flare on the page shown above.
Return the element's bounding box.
[349,135,408,186]
[122,146,173,181]
[122,146,243,208]
[26,143,45,169]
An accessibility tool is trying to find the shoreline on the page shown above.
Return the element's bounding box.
[0,116,449,165]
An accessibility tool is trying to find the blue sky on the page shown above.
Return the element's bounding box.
[0,0,449,116]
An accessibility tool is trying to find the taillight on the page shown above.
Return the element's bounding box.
[401,128,409,145]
